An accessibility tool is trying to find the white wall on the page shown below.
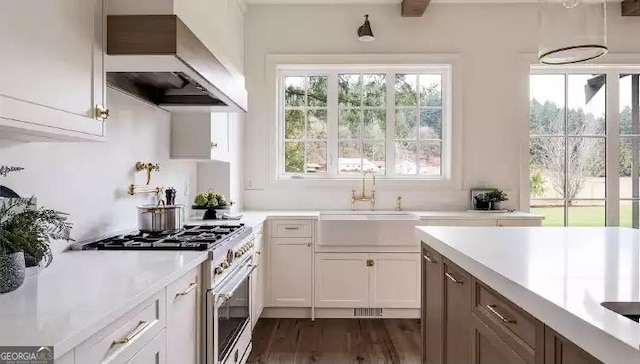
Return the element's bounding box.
[243,3,640,211]
[0,89,197,249]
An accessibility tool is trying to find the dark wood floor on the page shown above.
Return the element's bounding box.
[247,318,421,364]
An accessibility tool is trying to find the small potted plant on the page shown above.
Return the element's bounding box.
[486,189,509,211]
[473,193,492,211]
[0,198,72,293]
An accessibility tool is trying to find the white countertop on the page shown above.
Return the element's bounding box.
[0,249,208,358]
[188,210,541,225]
[417,226,640,364]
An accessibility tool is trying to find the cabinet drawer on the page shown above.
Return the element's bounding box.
[270,220,313,238]
[425,219,497,227]
[75,290,166,364]
[497,219,542,227]
[474,282,538,351]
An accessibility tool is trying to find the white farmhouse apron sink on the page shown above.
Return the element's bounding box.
[318,211,420,246]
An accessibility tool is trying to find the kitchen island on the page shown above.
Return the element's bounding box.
[417,226,640,364]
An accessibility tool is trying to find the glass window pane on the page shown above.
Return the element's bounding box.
[306,142,327,173]
[307,76,327,107]
[420,74,442,107]
[362,109,386,140]
[420,142,441,176]
[339,109,361,139]
[620,136,640,199]
[338,74,361,107]
[530,137,565,199]
[620,200,638,228]
[620,74,640,135]
[284,76,305,107]
[363,74,386,107]
[363,142,385,174]
[307,109,327,139]
[567,74,606,135]
[530,74,565,135]
[338,141,362,174]
[395,141,417,175]
[420,109,442,139]
[530,201,566,227]
[284,110,304,139]
[395,109,417,139]
[568,200,605,227]
[567,137,605,200]
[395,74,418,106]
[284,142,304,173]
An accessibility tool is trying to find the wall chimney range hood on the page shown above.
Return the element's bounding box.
[106,15,247,112]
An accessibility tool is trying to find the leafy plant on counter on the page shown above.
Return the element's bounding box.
[485,189,509,203]
[0,197,73,267]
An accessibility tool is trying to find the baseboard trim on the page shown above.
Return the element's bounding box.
[261,307,420,319]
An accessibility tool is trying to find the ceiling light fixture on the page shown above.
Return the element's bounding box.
[538,0,608,65]
[358,14,375,42]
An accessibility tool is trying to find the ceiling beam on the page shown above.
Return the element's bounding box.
[401,0,430,17]
[622,0,640,16]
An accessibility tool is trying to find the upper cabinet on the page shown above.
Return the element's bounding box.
[0,0,107,141]
[171,112,231,161]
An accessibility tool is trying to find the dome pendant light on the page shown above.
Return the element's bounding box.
[358,15,375,42]
[538,0,608,65]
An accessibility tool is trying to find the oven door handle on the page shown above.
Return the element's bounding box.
[215,264,257,305]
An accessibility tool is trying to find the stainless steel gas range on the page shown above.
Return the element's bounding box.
[72,224,257,364]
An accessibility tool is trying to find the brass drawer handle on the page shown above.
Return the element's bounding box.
[423,254,436,264]
[486,304,517,324]
[284,226,300,230]
[175,282,198,298]
[445,272,463,284]
[366,259,374,267]
[210,142,218,149]
[112,320,149,346]
[307,242,312,247]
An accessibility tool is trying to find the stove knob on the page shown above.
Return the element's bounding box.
[235,251,242,258]
[221,261,230,269]
[214,267,223,275]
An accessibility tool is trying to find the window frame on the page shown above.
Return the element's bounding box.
[276,64,453,181]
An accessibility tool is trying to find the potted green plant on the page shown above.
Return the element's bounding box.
[0,198,72,293]
[485,189,509,211]
[473,193,492,211]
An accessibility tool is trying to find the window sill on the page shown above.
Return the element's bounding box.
[272,176,459,190]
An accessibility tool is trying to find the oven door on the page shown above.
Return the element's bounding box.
[207,259,255,364]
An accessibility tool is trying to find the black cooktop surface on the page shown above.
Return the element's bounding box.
[83,224,247,251]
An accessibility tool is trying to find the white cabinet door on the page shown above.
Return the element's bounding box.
[251,231,265,329]
[0,0,106,141]
[269,238,312,307]
[171,112,230,161]
[370,253,421,309]
[210,112,230,161]
[126,330,166,364]
[315,253,369,308]
[166,268,200,364]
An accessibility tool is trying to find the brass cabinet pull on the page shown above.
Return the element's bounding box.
[175,282,198,298]
[366,259,374,267]
[445,272,463,284]
[306,242,312,247]
[486,304,517,324]
[284,226,300,230]
[423,255,436,264]
[95,105,109,121]
[210,142,218,149]
[112,320,149,346]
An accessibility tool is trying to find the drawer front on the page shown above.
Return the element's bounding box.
[76,290,166,364]
[270,219,313,238]
[497,219,542,227]
[425,219,497,227]
[475,283,537,350]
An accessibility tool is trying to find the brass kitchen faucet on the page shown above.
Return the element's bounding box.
[351,171,376,211]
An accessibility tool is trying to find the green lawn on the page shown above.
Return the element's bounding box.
[531,205,635,227]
